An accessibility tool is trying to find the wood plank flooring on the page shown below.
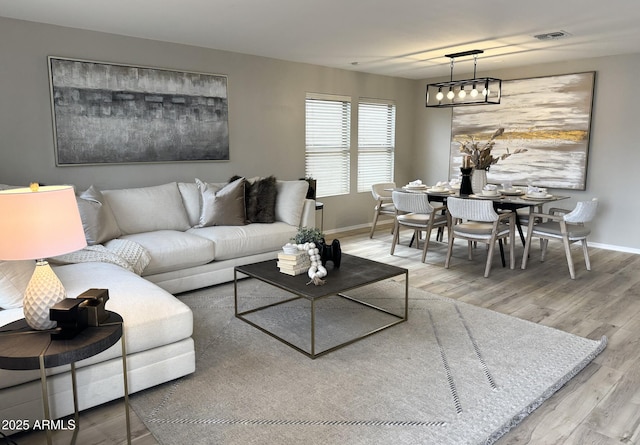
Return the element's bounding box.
[351,224,640,445]
[9,224,640,444]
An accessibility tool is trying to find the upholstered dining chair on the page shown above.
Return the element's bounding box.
[369,182,396,238]
[445,197,516,278]
[521,198,598,279]
[390,191,449,262]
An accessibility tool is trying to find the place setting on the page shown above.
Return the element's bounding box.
[469,183,502,199]
[426,180,459,195]
[402,179,461,196]
[498,181,525,196]
[401,179,428,192]
[522,185,555,200]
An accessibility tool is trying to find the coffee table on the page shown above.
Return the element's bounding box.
[234,253,408,359]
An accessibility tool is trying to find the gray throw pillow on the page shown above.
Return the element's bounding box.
[76,185,122,245]
[196,177,246,227]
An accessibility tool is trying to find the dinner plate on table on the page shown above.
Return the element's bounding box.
[403,185,427,190]
[426,189,452,195]
[470,194,500,199]
[524,194,554,200]
[499,189,524,196]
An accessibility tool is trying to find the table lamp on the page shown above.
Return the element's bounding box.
[0,184,87,330]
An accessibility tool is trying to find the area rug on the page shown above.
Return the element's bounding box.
[129,279,606,445]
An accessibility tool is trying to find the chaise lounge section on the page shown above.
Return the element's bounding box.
[0,177,314,434]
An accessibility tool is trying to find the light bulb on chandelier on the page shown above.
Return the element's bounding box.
[425,49,501,107]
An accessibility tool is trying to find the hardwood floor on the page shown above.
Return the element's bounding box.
[9,224,640,444]
[348,224,640,445]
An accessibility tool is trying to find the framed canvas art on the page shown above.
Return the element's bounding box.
[449,72,595,190]
[49,57,229,165]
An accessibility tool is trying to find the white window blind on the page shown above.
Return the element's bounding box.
[305,94,351,197]
[357,100,396,193]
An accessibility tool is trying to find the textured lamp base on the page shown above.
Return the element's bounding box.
[23,260,67,330]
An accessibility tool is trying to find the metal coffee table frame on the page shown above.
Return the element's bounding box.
[234,254,408,359]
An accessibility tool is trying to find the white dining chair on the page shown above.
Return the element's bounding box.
[390,191,449,262]
[521,198,598,279]
[369,182,396,238]
[445,197,515,277]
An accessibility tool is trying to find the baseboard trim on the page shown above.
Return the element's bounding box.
[324,220,394,236]
[324,223,370,235]
[589,242,640,255]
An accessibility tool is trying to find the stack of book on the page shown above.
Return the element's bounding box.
[277,250,310,276]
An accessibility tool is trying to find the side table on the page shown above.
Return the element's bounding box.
[0,311,131,445]
[315,201,324,231]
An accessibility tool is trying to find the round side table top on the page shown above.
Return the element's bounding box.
[0,311,123,371]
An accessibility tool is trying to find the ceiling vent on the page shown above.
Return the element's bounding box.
[533,30,571,41]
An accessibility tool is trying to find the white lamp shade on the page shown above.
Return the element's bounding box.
[0,185,87,260]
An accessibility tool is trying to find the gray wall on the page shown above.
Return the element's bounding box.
[414,54,640,252]
[0,17,416,233]
[1,16,638,251]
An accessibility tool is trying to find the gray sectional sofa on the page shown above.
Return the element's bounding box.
[0,178,314,433]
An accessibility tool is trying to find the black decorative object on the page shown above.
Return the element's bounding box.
[301,178,317,200]
[318,239,342,268]
[50,298,88,339]
[77,288,110,326]
[460,167,473,196]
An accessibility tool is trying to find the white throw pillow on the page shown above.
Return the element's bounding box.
[0,260,35,309]
[275,180,309,226]
[103,182,191,235]
[178,182,201,228]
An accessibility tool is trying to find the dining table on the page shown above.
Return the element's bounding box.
[394,186,570,247]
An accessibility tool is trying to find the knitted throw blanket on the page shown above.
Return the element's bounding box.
[49,239,151,275]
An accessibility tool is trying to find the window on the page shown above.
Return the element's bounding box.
[357,100,396,193]
[305,93,351,198]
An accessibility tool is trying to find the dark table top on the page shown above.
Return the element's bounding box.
[236,253,407,300]
[403,188,570,208]
[0,311,123,370]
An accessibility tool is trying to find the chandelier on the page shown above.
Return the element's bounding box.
[425,50,502,108]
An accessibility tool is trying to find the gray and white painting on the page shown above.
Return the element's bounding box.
[49,57,229,165]
[449,72,595,190]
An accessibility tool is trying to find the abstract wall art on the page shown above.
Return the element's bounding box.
[49,57,229,165]
[449,72,595,190]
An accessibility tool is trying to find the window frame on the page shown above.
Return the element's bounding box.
[356,98,396,193]
[304,93,352,198]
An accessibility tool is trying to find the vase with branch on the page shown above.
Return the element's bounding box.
[458,128,527,194]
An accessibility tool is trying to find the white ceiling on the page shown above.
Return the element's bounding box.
[1,0,639,79]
